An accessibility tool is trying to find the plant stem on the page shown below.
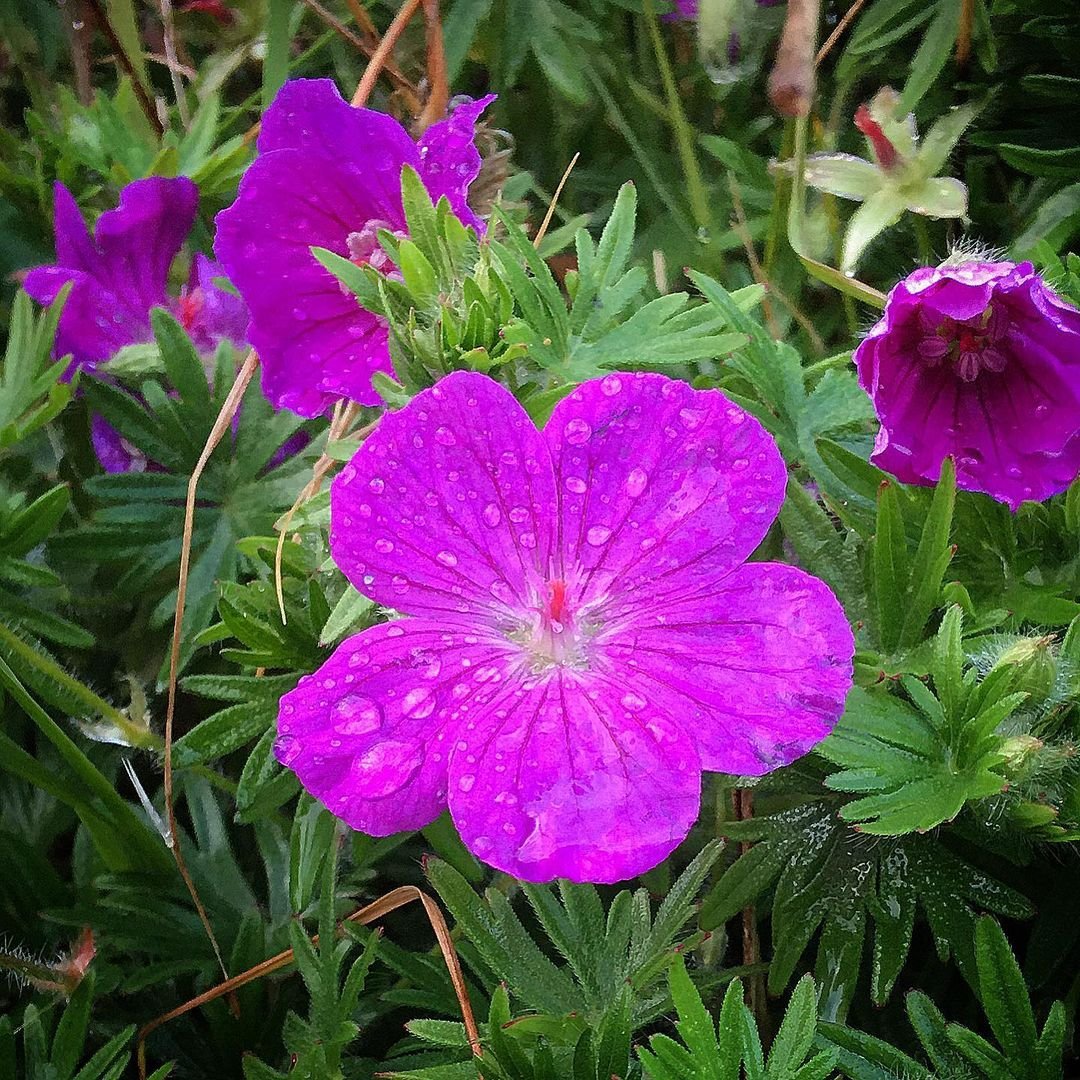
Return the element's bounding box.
[643,0,712,234]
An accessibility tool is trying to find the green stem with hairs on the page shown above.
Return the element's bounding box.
[643,0,713,233]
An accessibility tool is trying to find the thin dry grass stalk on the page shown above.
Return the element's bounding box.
[352,0,424,108]
[815,0,867,67]
[135,884,482,1078]
[417,0,449,133]
[533,152,580,251]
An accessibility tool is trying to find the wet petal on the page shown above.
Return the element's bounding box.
[448,666,701,883]
[214,149,398,415]
[417,95,496,232]
[608,563,853,776]
[257,79,418,216]
[545,372,785,615]
[331,371,556,624]
[92,176,197,322]
[276,620,512,835]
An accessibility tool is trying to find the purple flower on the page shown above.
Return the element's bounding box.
[24,178,247,375]
[664,0,698,18]
[275,372,853,883]
[214,80,496,419]
[855,259,1080,510]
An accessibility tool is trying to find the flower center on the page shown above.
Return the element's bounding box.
[174,287,205,333]
[511,578,593,673]
[346,220,403,274]
[916,303,1007,382]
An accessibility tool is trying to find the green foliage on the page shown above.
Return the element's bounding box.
[638,962,837,1080]
[820,917,1067,1080]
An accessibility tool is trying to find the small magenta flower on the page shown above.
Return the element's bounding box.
[24,178,246,374]
[855,258,1080,509]
[275,372,853,883]
[214,80,495,419]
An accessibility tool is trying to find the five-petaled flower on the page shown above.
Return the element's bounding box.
[855,258,1080,510]
[214,79,495,419]
[24,177,248,472]
[275,371,853,883]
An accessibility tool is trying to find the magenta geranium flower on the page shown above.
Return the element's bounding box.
[274,371,853,883]
[855,259,1080,509]
[24,178,249,473]
[214,80,495,419]
[25,178,247,375]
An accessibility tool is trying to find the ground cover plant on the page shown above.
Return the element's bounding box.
[1,0,1080,1077]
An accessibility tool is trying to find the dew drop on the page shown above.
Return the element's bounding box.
[401,686,437,720]
[472,834,494,855]
[434,426,457,447]
[374,538,395,554]
[564,418,592,445]
[423,657,442,679]
[333,694,383,735]
[621,691,647,711]
[600,374,623,396]
[625,468,648,497]
[391,576,409,594]
[509,505,530,524]
[355,739,424,796]
[368,477,385,494]
[273,734,301,765]
[519,531,537,549]
[586,525,612,546]
[565,475,587,494]
[489,579,515,604]
[482,503,502,527]
[458,773,477,793]
[436,549,459,567]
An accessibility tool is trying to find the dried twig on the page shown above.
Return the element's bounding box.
[727,174,825,354]
[956,0,975,68]
[135,885,481,1078]
[159,0,190,126]
[532,153,580,251]
[815,0,867,67]
[767,0,821,117]
[162,350,259,982]
[352,0,424,108]
[83,0,165,136]
[417,0,449,133]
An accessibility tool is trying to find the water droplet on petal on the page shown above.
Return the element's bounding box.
[600,374,623,396]
[565,475,587,494]
[678,407,707,430]
[333,694,383,735]
[391,576,409,594]
[356,739,424,796]
[509,505,529,524]
[482,503,502,527]
[621,691,647,711]
[564,418,592,445]
[586,525,612,546]
[436,549,459,567]
[369,477,385,494]
[401,686,437,720]
[374,538,394,554]
[489,579,515,604]
[435,426,457,447]
[625,468,648,497]
[274,734,301,765]
[458,773,476,793]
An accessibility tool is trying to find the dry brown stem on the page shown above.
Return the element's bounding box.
[136,885,481,1078]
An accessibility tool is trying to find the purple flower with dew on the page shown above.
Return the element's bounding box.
[24,178,250,473]
[855,258,1080,510]
[275,371,854,883]
[214,80,496,419]
[24,178,246,375]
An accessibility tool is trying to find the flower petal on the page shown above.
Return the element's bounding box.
[214,149,398,415]
[608,563,853,776]
[276,620,512,835]
[544,372,785,617]
[417,95,496,232]
[331,371,556,623]
[257,80,418,216]
[52,182,97,272]
[92,176,198,323]
[448,666,701,883]
[23,265,135,371]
